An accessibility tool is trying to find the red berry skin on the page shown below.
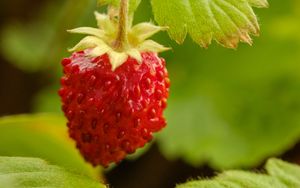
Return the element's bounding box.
[59,50,170,167]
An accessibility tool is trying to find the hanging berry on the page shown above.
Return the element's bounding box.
[59,0,170,167]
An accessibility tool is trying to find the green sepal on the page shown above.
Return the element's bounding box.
[68,11,169,71]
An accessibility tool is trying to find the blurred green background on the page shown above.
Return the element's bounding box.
[1,0,300,188]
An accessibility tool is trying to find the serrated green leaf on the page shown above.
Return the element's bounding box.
[0,114,99,179]
[0,156,105,188]
[151,0,268,48]
[177,158,300,188]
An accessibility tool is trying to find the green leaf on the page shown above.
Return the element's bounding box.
[0,156,106,188]
[177,158,300,188]
[0,114,99,179]
[151,0,268,48]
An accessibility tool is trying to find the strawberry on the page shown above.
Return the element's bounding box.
[59,10,170,167]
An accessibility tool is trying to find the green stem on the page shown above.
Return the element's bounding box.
[113,0,129,51]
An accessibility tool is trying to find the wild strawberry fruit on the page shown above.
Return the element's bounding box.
[59,10,170,167]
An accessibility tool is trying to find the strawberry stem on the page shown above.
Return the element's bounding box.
[113,0,129,51]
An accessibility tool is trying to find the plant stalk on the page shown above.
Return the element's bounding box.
[113,0,129,51]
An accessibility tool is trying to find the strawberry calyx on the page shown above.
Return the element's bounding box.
[68,10,169,71]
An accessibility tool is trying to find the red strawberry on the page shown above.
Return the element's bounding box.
[59,50,169,166]
[59,8,170,167]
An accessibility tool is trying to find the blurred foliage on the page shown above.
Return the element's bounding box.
[32,85,62,114]
[0,156,105,188]
[0,0,97,73]
[0,114,100,179]
[1,0,300,170]
[1,23,54,72]
[177,158,300,188]
[158,0,300,168]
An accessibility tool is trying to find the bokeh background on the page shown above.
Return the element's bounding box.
[1,0,300,188]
